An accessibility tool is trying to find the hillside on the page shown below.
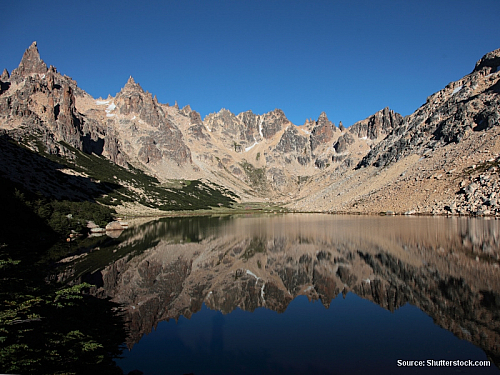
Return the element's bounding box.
[1,42,499,216]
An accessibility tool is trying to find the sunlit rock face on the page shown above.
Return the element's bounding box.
[61,215,500,362]
[358,49,500,169]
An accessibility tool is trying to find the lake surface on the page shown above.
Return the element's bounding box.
[66,214,500,374]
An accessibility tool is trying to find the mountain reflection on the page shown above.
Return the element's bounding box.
[64,214,500,364]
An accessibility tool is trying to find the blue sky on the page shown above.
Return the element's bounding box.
[1,0,499,126]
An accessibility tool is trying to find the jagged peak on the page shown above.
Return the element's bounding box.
[269,108,286,116]
[473,47,500,74]
[120,75,144,94]
[181,104,192,114]
[11,41,48,78]
[238,109,255,116]
[1,68,9,80]
[316,111,335,126]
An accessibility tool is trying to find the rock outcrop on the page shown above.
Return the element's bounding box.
[10,41,48,80]
[349,107,403,140]
[309,112,337,152]
[357,49,500,169]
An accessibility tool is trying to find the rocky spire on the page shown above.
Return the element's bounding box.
[11,41,48,78]
[120,75,144,93]
[317,112,335,128]
[1,68,9,81]
[310,111,336,151]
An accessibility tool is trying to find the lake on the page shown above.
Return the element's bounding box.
[66,214,500,374]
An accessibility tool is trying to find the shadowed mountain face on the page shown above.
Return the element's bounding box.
[59,215,500,364]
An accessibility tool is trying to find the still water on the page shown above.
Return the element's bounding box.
[70,214,500,374]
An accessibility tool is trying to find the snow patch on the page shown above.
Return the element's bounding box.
[96,100,110,105]
[246,270,258,279]
[245,142,258,152]
[302,129,310,135]
[245,270,265,302]
[132,115,136,120]
[452,85,463,95]
[258,117,264,138]
[104,102,116,117]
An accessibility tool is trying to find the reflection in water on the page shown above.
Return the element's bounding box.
[62,214,500,373]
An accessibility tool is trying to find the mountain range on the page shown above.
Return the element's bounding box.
[1,42,500,215]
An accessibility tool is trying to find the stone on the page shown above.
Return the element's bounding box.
[87,221,99,229]
[106,221,124,231]
[333,133,355,153]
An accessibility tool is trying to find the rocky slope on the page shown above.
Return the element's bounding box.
[1,42,499,214]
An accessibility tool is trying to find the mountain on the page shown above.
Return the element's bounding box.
[1,42,499,215]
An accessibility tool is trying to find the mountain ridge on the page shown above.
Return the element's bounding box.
[1,42,499,215]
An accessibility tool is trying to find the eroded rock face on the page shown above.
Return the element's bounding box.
[275,125,308,154]
[113,76,192,166]
[333,132,355,153]
[1,68,9,81]
[237,110,261,142]
[310,112,337,152]
[260,109,290,139]
[473,48,500,74]
[205,109,248,144]
[0,42,126,163]
[10,41,48,80]
[349,107,403,140]
[358,48,500,169]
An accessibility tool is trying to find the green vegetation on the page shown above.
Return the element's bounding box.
[0,178,125,374]
[13,188,114,236]
[462,157,500,177]
[240,160,267,193]
[297,175,310,184]
[0,258,125,374]
[232,141,242,152]
[54,142,238,211]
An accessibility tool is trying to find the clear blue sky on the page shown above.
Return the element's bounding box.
[1,0,499,126]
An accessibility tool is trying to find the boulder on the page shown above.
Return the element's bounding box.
[106,221,124,231]
[87,220,98,229]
